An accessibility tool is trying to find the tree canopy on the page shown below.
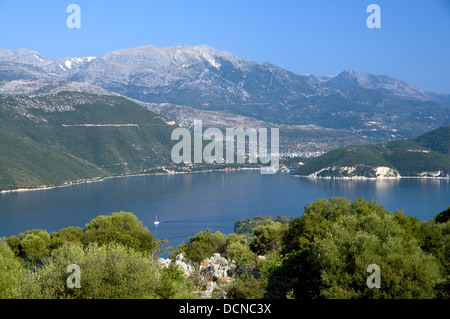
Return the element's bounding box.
[1,199,448,300]
[311,212,441,298]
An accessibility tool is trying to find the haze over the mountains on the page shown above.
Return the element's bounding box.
[1,44,449,151]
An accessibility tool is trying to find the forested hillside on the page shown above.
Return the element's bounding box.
[0,92,178,191]
[293,125,450,178]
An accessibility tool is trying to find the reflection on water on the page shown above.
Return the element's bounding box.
[1,171,449,250]
[304,177,402,192]
[301,176,449,219]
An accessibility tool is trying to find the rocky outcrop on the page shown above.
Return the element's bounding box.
[307,165,450,179]
[374,166,400,178]
[309,165,400,179]
[417,170,450,178]
[158,253,195,276]
[200,253,236,281]
[157,253,238,298]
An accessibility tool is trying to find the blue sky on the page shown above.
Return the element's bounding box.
[0,0,449,93]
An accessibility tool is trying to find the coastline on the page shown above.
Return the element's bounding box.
[292,174,450,180]
[0,166,261,194]
[3,166,449,195]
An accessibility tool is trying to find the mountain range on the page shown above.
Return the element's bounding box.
[0,44,449,190]
[1,45,449,155]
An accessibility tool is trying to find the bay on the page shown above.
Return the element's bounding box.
[0,170,449,252]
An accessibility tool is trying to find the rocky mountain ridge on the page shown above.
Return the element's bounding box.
[1,44,449,150]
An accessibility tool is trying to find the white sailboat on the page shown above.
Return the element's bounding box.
[154,215,160,225]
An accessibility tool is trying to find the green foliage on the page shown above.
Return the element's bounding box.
[1,212,198,299]
[155,263,196,299]
[413,124,450,156]
[234,215,292,240]
[5,236,21,257]
[250,221,288,255]
[436,221,450,275]
[225,274,267,299]
[83,211,158,253]
[172,229,256,268]
[383,140,450,176]
[25,242,173,299]
[293,127,450,177]
[257,253,285,284]
[415,222,445,260]
[49,226,84,250]
[0,239,30,299]
[174,229,221,263]
[432,220,450,298]
[282,197,355,253]
[311,212,441,299]
[7,212,159,266]
[225,237,256,268]
[187,240,215,264]
[0,91,260,192]
[254,252,289,298]
[435,207,450,223]
[2,198,449,300]
[7,229,51,268]
[0,92,178,191]
[293,145,390,176]
[278,197,447,299]
[394,211,448,274]
[172,229,228,263]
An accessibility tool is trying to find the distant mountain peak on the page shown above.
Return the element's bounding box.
[0,48,50,66]
[326,69,432,101]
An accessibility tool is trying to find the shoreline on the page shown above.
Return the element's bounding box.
[2,167,449,195]
[292,174,450,180]
[0,166,262,195]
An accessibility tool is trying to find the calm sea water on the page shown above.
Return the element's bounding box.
[0,170,449,251]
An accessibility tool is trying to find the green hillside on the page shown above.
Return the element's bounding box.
[413,124,450,155]
[293,126,450,177]
[0,92,179,191]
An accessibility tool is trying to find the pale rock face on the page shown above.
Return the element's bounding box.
[0,48,51,66]
[0,44,321,105]
[375,166,400,178]
[326,69,432,101]
[418,170,450,178]
[0,45,440,106]
[156,252,270,298]
[157,252,241,298]
[309,165,401,179]
[174,253,195,276]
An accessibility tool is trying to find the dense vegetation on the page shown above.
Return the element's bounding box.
[1,212,195,299]
[413,124,450,156]
[0,92,179,191]
[293,125,450,177]
[1,198,448,299]
[0,92,257,192]
[234,215,293,240]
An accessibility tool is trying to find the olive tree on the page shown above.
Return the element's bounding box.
[27,242,193,299]
[83,211,158,253]
[311,212,442,299]
[0,239,32,299]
